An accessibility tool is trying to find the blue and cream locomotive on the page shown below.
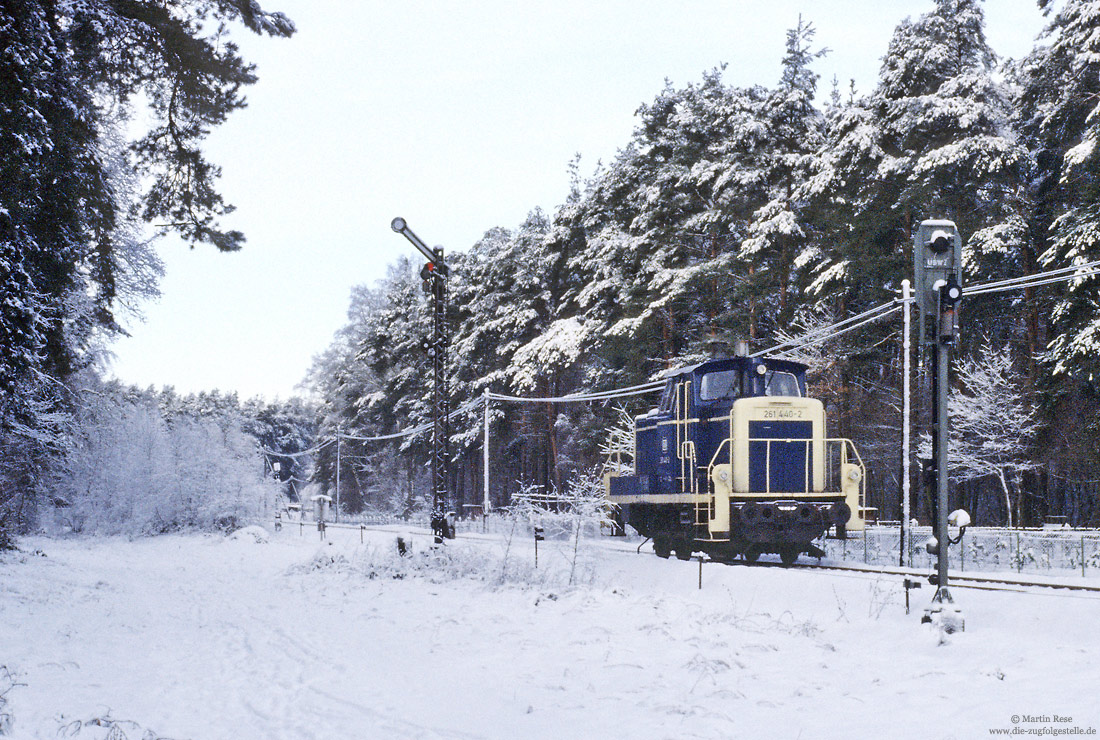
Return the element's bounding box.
[605,355,865,565]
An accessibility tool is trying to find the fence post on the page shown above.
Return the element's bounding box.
[1016,532,1022,573]
[361,524,365,544]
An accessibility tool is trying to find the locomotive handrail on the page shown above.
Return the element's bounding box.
[680,440,698,494]
[702,436,866,496]
[706,437,731,471]
[602,449,632,477]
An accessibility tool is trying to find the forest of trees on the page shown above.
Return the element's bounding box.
[47,377,315,535]
[5,0,1100,543]
[306,0,1100,529]
[0,0,296,543]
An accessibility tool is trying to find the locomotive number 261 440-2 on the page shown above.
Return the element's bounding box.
[762,409,803,419]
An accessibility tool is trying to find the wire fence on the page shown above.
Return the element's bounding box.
[819,525,1100,577]
[274,511,1100,578]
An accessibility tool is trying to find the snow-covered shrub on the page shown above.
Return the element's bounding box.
[292,545,351,573]
[227,525,270,544]
[0,665,15,736]
[506,471,617,586]
[45,389,279,536]
[292,536,600,590]
[55,711,172,739]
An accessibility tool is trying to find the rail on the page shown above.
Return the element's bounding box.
[784,560,1100,595]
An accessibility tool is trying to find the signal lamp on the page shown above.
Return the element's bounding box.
[928,229,952,254]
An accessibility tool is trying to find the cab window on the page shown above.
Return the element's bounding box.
[764,371,801,397]
[700,369,741,401]
[658,380,675,413]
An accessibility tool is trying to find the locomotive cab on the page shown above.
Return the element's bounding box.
[607,356,865,565]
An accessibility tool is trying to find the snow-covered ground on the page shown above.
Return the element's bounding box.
[2,525,1098,740]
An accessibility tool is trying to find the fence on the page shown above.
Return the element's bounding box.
[820,525,1100,577]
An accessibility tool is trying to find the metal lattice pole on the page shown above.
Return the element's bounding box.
[391,218,453,542]
[431,253,451,539]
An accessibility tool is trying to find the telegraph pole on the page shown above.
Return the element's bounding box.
[913,219,965,632]
[901,279,912,568]
[391,217,453,542]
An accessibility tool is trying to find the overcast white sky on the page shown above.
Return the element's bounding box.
[105,0,1048,401]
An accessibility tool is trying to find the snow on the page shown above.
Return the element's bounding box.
[2,528,1099,739]
[226,525,271,544]
[509,318,589,391]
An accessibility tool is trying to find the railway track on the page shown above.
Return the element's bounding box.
[785,559,1100,595]
[286,520,1100,595]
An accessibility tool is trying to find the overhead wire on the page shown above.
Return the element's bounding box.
[487,382,664,405]
[762,304,903,357]
[964,264,1100,297]
[962,258,1100,295]
[487,300,905,405]
[271,256,1100,450]
[259,439,333,459]
[334,395,485,442]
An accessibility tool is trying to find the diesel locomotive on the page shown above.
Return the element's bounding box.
[605,355,865,565]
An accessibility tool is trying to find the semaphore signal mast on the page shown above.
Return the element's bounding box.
[391,217,453,542]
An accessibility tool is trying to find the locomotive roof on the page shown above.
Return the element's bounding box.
[659,355,808,380]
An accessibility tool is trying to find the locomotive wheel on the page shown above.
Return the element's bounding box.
[674,542,692,561]
[654,537,672,559]
[743,545,760,564]
[779,546,800,566]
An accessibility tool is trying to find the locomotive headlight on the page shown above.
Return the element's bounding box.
[718,469,729,482]
[846,467,862,482]
[755,364,767,376]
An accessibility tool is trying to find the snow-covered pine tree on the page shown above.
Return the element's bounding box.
[742,16,829,333]
[806,0,1027,344]
[573,69,770,364]
[795,0,1029,515]
[1018,0,1100,383]
[0,0,294,540]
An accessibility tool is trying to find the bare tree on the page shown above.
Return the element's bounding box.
[923,342,1041,527]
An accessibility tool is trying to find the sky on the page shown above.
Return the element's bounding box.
[105,0,1049,401]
